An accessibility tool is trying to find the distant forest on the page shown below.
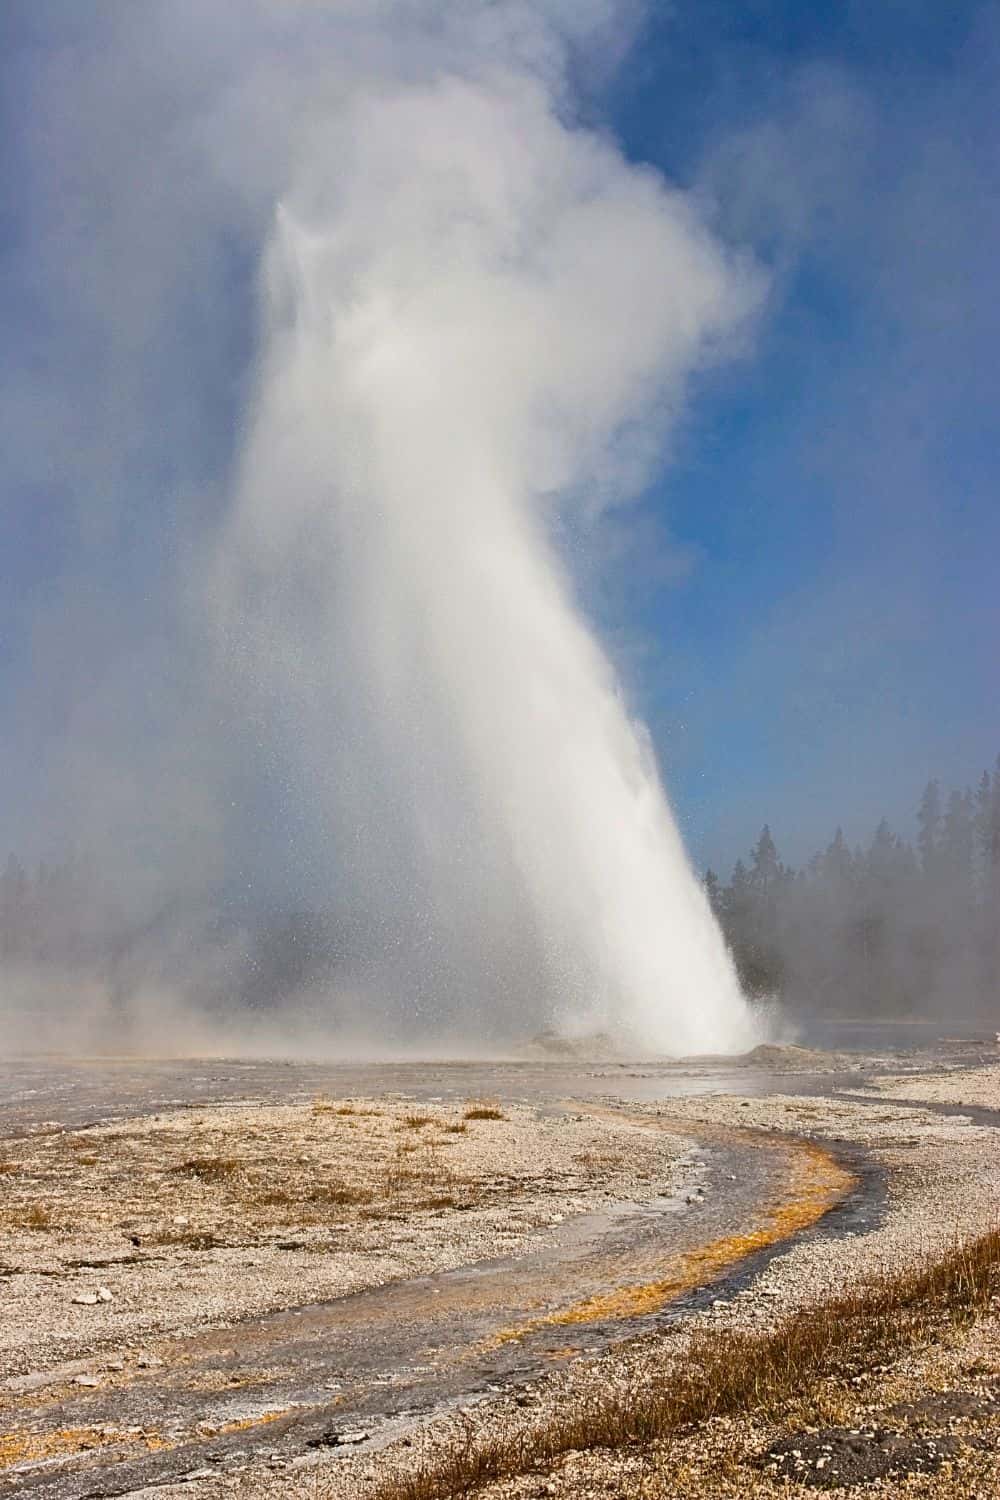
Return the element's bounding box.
[706,754,1000,1018]
[2,754,999,1022]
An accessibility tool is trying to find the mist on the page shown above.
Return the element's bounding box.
[0,2,761,1056]
[212,61,763,1052]
[708,756,1000,1030]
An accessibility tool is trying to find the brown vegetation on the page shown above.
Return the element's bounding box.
[21,1204,53,1231]
[313,1099,384,1117]
[304,1182,375,1207]
[464,1099,505,1121]
[373,1228,1000,1500]
[150,1229,225,1250]
[168,1157,243,1182]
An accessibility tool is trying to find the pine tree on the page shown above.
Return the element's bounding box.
[975,770,994,884]
[750,825,780,897]
[822,827,852,886]
[941,788,975,889]
[916,780,942,874]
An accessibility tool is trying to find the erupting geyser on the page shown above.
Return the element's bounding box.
[217,45,759,1054]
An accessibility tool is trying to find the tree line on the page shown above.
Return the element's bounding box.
[3,752,999,1020]
[705,754,1000,1018]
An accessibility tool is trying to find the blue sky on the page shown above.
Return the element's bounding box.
[1,0,998,895]
[597,0,1000,870]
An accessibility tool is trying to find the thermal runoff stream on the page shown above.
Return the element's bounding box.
[215,16,760,1054]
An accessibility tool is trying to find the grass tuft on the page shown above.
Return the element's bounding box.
[463,1099,505,1122]
[63,1136,100,1154]
[168,1157,242,1182]
[25,1205,54,1230]
[151,1229,224,1250]
[372,1227,1000,1500]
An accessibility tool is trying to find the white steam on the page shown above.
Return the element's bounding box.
[216,48,759,1053]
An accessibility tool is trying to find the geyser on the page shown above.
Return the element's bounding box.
[216,46,759,1053]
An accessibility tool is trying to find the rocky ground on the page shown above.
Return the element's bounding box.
[864,1060,1000,1110]
[3,1054,1000,1498]
[236,1062,1000,1500]
[0,1095,686,1381]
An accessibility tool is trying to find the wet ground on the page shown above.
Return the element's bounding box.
[0,1055,834,1136]
[0,1040,987,1498]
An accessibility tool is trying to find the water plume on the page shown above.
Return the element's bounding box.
[215,41,759,1054]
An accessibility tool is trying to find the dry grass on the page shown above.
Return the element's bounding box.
[0,1162,18,1175]
[305,1182,374,1207]
[141,1113,491,1230]
[380,1137,475,1215]
[63,1135,100,1154]
[312,1099,384,1118]
[573,1149,626,1170]
[445,1122,468,1135]
[373,1228,1000,1500]
[151,1229,224,1250]
[464,1099,505,1122]
[22,1204,54,1230]
[168,1157,243,1182]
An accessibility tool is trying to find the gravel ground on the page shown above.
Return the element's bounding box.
[203,1065,1000,1500]
[0,1096,686,1382]
[5,1061,1000,1498]
[864,1058,1000,1109]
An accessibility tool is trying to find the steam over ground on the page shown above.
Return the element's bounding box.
[1,2,761,1055]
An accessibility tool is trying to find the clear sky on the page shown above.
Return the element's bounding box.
[599,0,1000,870]
[2,0,998,895]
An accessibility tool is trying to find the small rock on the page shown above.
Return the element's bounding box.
[72,1292,99,1306]
[172,1215,189,1227]
[306,1427,370,1449]
[136,1352,164,1369]
[75,1374,101,1387]
[96,1287,113,1302]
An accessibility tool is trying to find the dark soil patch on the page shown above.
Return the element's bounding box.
[761,1427,966,1488]
[888,1383,1000,1424]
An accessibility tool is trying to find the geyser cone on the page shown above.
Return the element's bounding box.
[217,70,759,1055]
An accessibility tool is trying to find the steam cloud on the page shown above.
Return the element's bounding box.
[3,1,761,1055]
[213,7,759,1053]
